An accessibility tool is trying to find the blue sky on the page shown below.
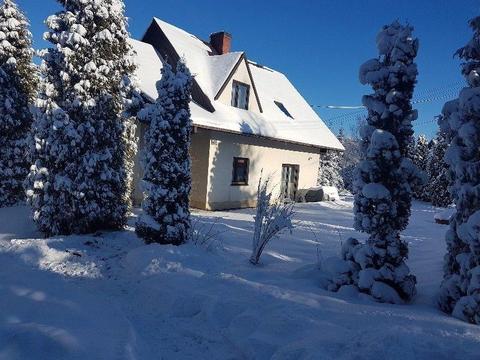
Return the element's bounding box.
[18,0,478,138]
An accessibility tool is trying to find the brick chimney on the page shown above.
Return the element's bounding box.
[210,31,232,55]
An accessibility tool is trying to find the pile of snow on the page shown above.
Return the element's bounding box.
[296,186,339,203]
[0,201,479,358]
[434,208,455,224]
[320,186,340,201]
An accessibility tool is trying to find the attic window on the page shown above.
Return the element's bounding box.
[232,81,250,110]
[275,101,293,119]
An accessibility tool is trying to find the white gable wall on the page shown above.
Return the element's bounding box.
[216,59,261,113]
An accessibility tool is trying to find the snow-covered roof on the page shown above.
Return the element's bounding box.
[130,19,344,151]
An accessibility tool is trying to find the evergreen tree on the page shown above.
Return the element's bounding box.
[338,123,363,193]
[318,149,344,191]
[26,0,140,236]
[438,16,480,324]
[327,22,421,303]
[412,134,430,200]
[426,131,452,208]
[135,60,193,245]
[0,0,36,207]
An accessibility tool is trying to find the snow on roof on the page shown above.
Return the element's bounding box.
[131,19,344,151]
[152,18,245,99]
[129,39,163,100]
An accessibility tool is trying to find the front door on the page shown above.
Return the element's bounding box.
[281,164,299,202]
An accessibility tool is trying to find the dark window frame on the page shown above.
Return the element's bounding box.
[231,157,250,186]
[231,80,250,110]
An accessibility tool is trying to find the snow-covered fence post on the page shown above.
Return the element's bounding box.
[135,59,193,245]
[26,0,140,236]
[326,21,421,303]
[250,173,294,265]
[438,16,480,324]
[0,0,36,207]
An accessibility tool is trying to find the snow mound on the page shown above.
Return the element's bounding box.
[434,208,455,224]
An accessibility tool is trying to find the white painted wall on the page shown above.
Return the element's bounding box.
[204,130,320,210]
[133,126,321,211]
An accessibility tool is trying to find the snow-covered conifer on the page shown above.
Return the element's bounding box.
[327,22,421,303]
[426,132,451,207]
[338,126,363,193]
[26,0,140,236]
[318,149,344,191]
[412,134,430,200]
[438,16,480,323]
[135,60,193,245]
[0,0,36,207]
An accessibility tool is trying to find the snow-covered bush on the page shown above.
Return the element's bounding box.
[0,0,36,207]
[326,22,421,303]
[191,217,225,251]
[318,149,344,191]
[135,60,193,245]
[438,16,480,324]
[412,134,430,201]
[26,0,140,236]
[250,175,294,265]
[426,131,452,208]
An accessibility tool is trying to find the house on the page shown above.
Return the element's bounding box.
[130,18,344,211]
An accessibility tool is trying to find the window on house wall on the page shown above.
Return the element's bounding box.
[231,157,250,185]
[231,81,250,110]
[274,101,294,119]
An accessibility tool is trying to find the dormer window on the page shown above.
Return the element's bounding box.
[231,80,250,110]
[275,101,293,119]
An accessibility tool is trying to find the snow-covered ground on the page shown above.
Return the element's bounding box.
[0,198,479,359]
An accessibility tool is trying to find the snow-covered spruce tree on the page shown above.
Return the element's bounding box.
[0,0,36,207]
[318,149,344,191]
[327,22,421,303]
[338,125,363,193]
[426,131,452,208]
[26,0,140,236]
[135,60,193,245]
[412,134,430,200]
[438,16,480,323]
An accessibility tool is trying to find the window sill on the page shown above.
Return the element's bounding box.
[231,182,249,186]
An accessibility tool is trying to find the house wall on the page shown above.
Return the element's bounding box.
[190,128,211,209]
[131,124,211,210]
[133,126,321,211]
[216,59,261,113]
[205,130,321,210]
